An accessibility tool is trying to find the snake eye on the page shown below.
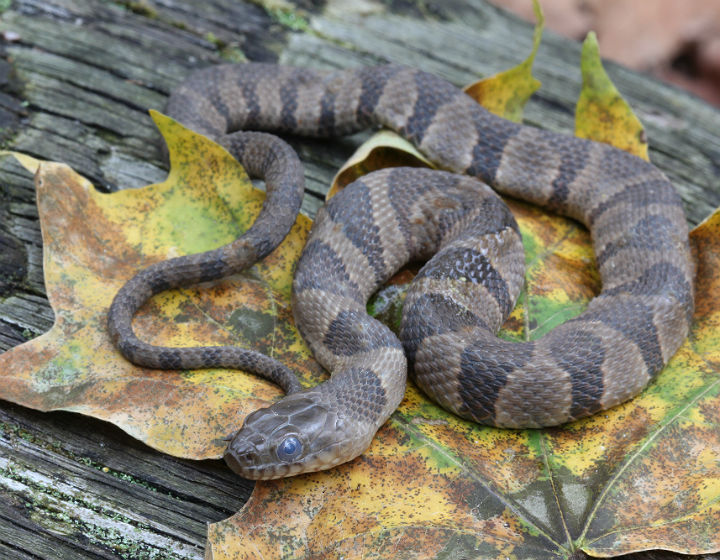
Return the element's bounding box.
[276,436,303,462]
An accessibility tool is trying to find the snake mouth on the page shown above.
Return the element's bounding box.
[222,437,307,480]
[223,440,354,480]
[224,456,304,480]
[223,445,257,477]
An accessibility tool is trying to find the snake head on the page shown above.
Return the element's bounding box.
[224,391,360,479]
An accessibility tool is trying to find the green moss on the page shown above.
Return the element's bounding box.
[0,421,39,444]
[0,0,11,13]
[77,456,162,493]
[367,283,408,334]
[204,31,221,47]
[116,1,158,18]
[200,32,246,62]
[269,7,309,31]
[21,327,37,340]
[170,20,188,31]
[4,462,186,557]
[0,421,165,495]
[96,128,123,144]
[220,45,247,63]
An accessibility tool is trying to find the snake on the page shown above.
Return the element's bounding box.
[107,63,694,480]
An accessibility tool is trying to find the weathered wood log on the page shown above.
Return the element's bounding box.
[0,0,718,557]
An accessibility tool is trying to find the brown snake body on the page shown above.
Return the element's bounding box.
[108,64,694,479]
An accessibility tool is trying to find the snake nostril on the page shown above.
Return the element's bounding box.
[227,440,257,459]
[224,443,261,473]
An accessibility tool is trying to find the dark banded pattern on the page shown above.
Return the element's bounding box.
[109,63,694,479]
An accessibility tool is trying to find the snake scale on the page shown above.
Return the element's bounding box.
[107,63,694,480]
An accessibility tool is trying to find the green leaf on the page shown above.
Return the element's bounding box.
[463,0,544,121]
[575,31,649,160]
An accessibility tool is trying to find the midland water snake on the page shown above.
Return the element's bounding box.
[107,63,694,479]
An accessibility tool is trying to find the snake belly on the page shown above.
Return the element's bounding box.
[110,63,694,480]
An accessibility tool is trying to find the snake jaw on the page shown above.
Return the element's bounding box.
[223,391,358,480]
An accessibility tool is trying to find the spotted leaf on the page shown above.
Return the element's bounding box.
[0,112,317,459]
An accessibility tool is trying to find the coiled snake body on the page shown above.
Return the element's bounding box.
[108,64,694,479]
